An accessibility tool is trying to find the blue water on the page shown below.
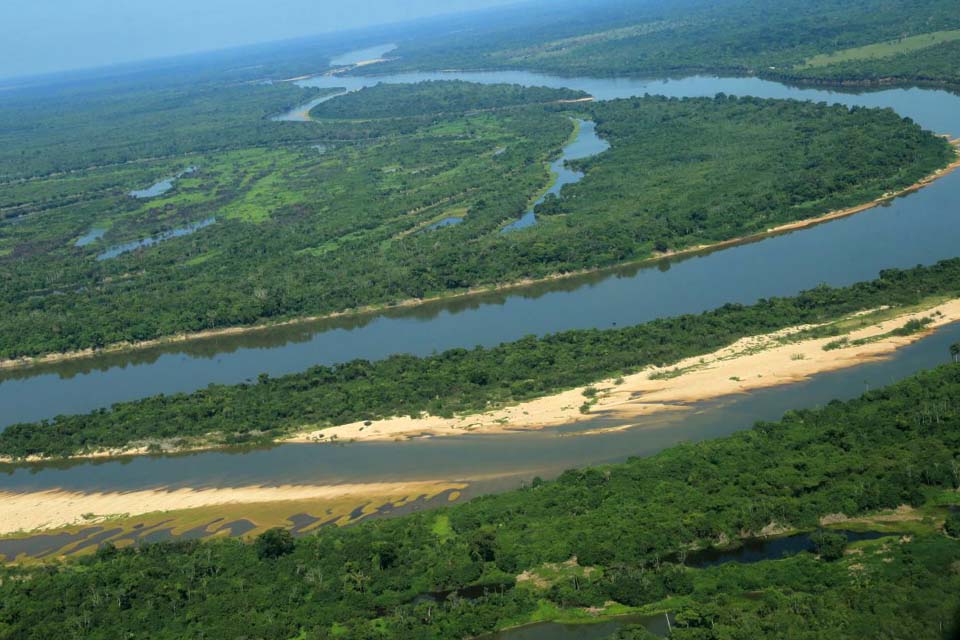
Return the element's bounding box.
[128,167,195,199]
[424,216,465,231]
[96,217,215,261]
[74,228,106,247]
[502,119,611,232]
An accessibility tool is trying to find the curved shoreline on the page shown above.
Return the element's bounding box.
[3,142,957,374]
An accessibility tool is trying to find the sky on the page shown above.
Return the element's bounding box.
[0,0,521,80]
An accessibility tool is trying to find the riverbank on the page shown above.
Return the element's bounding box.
[2,140,957,374]
[0,480,465,537]
[287,297,960,443]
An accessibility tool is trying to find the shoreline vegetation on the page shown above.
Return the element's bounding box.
[2,139,957,374]
[5,257,960,464]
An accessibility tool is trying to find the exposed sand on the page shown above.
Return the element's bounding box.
[288,298,960,444]
[0,480,465,536]
[2,142,957,373]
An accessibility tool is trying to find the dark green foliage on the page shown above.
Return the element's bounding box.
[4,257,960,459]
[610,626,661,640]
[809,531,847,561]
[256,528,296,559]
[946,512,960,538]
[0,77,332,180]
[310,81,587,119]
[3,364,960,638]
[551,95,952,256]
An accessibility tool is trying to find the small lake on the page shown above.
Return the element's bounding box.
[685,530,896,569]
[129,167,195,199]
[74,227,106,247]
[502,119,610,232]
[424,216,465,231]
[95,217,215,261]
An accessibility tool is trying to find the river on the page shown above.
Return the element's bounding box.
[2,74,958,427]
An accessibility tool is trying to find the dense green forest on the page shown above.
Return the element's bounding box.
[4,257,960,460]
[2,363,959,638]
[0,80,335,180]
[309,81,588,119]
[368,0,960,86]
[1,88,949,361]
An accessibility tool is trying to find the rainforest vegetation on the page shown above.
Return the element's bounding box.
[2,363,959,638]
[0,86,950,361]
[368,0,960,87]
[308,81,588,119]
[3,257,960,460]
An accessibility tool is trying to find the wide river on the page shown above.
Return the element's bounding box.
[2,70,960,498]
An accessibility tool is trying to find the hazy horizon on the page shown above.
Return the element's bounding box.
[0,0,523,80]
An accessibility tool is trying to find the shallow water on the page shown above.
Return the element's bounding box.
[686,530,897,568]
[128,166,195,199]
[96,217,215,261]
[74,227,106,247]
[424,216,465,231]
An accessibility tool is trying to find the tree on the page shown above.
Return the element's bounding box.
[945,511,960,538]
[613,624,662,640]
[951,343,960,363]
[810,531,847,561]
[255,528,295,559]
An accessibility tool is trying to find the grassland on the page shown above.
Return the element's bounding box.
[800,29,960,68]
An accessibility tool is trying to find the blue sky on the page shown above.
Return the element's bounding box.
[0,0,520,79]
